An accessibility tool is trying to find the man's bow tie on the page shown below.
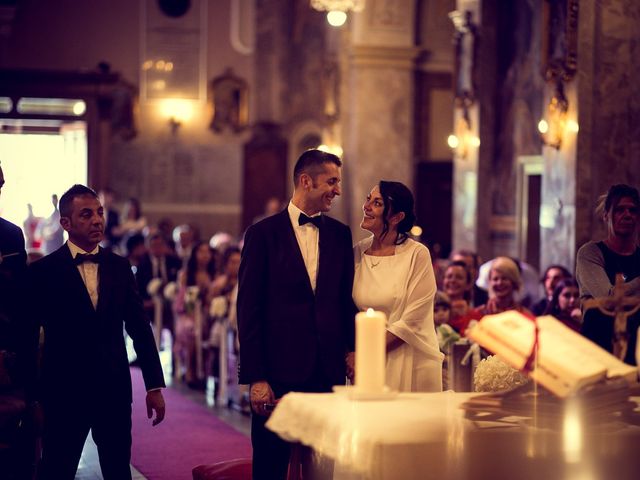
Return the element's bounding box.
[298,213,322,228]
[74,252,101,265]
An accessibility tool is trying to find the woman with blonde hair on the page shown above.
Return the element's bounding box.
[451,256,533,333]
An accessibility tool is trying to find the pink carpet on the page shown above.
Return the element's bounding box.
[130,368,252,480]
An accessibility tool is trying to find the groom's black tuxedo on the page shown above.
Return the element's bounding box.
[27,244,164,479]
[238,208,356,479]
[238,209,356,389]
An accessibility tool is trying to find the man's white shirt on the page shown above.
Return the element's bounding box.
[287,201,320,292]
[67,241,99,309]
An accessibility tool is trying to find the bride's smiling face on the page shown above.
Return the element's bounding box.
[361,186,385,234]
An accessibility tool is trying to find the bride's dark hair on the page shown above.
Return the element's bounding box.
[378,180,416,245]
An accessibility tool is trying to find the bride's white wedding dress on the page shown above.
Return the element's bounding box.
[353,236,443,392]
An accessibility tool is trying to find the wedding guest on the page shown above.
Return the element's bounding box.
[531,264,571,316]
[125,233,147,270]
[476,256,540,308]
[23,203,42,250]
[576,184,640,364]
[450,249,488,306]
[136,233,181,305]
[173,224,198,267]
[208,246,241,395]
[0,164,28,385]
[434,291,452,327]
[114,197,147,248]
[98,188,121,250]
[136,233,182,344]
[25,184,164,480]
[174,241,217,387]
[442,260,472,321]
[544,278,582,331]
[353,180,443,392]
[238,150,356,480]
[452,256,533,334]
[38,194,65,255]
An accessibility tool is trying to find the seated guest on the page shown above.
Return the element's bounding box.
[136,233,181,344]
[576,184,640,364]
[531,264,572,316]
[442,260,472,321]
[477,257,540,308]
[544,278,582,331]
[450,249,488,306]
[136,233,181,303]
[174,242,217,387]
[433,291,455,391]
[98,188,121,250]
[113,197,147,250]
[434,291,452,328]
[173,224,198,268]
[125,233,147,271]
[451,256,533,334]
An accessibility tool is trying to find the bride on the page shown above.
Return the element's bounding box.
[353,180,443,392]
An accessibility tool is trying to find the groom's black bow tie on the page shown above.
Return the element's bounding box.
[74,252,101,265]
[298,213,322,228]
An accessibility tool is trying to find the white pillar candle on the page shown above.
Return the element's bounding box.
[355,308,386,393]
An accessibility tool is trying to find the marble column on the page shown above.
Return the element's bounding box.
[574,0,640,255]
[342,0,421,238]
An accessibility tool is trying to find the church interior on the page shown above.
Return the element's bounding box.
[1,0,640,479]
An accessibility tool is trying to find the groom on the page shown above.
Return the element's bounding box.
[26,184,165,480]
[238,149,356,479]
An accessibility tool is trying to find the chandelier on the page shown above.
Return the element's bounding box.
[310,0,365,27]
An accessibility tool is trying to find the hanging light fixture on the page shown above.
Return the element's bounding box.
[310,0,365,27]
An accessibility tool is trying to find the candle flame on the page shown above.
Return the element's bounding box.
[366,308,376,316]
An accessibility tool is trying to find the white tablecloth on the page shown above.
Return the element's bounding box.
[266,390,640,480]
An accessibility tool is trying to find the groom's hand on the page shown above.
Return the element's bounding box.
[250,381,276,417]
[345,352,355,383]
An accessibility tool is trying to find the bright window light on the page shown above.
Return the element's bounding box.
[0,128,87,231]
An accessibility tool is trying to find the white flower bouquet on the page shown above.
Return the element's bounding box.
[209,296,228,318]
[146,278,163,296]
[163,281,178,301]
[473,355,530,393]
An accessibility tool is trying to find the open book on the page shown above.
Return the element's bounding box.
[467,311,638,398]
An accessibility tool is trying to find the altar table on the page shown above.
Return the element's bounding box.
[266,390,640,480]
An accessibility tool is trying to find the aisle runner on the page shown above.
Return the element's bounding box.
[130,368,252,480]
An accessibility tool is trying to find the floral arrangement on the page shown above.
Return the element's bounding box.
[473,355,530,392]
[146,278,163,297]
[178,286,200,315]
[163,281,178,301]
[209,295,228,318]
[436,324,461,351]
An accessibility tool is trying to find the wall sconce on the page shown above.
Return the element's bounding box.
[159,99,194,135]
[448,115,480,159]
[537,82,578,149]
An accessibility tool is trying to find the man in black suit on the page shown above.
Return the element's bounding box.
[238,150,356,479]
[135,232,182,340]
[26,185,165,480]
[0,164,28,355]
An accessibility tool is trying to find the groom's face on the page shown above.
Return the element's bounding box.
[305,162,341,214]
